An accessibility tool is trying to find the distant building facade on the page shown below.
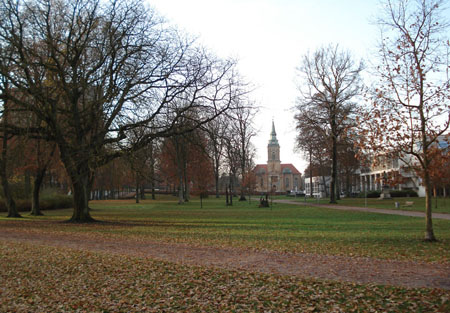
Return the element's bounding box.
[304,175,331,198]
[360,154,425,196]
[253,121,301,193]
[304,136,450,198]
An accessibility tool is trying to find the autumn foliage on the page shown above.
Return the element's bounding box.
[159,133,214,199]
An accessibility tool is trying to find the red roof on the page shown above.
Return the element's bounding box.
[253,163,301,175]
[281,163,301,175]
[254,164,268,170]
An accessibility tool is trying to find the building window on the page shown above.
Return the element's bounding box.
[285,177,289,189]
[392,158,399,168]
[272,151,275,160]
[294,177,298,188]
[260,178,264,188]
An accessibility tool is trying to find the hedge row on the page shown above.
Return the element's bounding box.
[0,195,73,213]
[359,190,418,198]
[389,190,419,197]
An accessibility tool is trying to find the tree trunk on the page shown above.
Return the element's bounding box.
[424,172,436,241]
[212,144,221,198]
[24,171,31,199]
[330,135,337,203]
[0,161,20,218]
[309,149,313,197]
[149,142,155,200]
[30,167,46,216]
[1,99,21,218]
[229,173,235,195]
[336,165,341,200]
[346,172,351,197]
[215,165,220,198]
[69,173,95,222]
[419,96,436,240]
[0,144,20,218]
[229,184,233,206]
[149,170,156,200]
[178,174,184,204]
[239,178,246,201]
[225,186,229,205]
[140,186,145,200]
[321,175,328,197]
[183,159,189,202]
[434,187,438,209]
[87,172,94,210]
[135,176,140,204]
[239,146,246,201]
[31,142,56,215]
[63,155,95,222]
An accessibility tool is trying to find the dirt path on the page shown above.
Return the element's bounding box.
[275,199,450,220]
[1,228,449,290]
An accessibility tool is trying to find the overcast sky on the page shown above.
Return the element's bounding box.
[149,0,382,173]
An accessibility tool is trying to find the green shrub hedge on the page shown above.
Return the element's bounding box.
[389,190,419,197]
[358,190,419,198]
[0,195,72,213]
[365,191,381,198]
[0,181,30,200]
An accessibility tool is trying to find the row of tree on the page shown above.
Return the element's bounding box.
[87,94,258,206]
[152,97,257,205]
[0,0,257,221]
[294,0,450,241]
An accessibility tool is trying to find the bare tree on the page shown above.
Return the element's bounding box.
[295,44,364,203]
[295,120,328,197]
[174,133,189,204]
[125,127,154,203]
[202,115,228,198]
[0,0,239,221]
[337,138,360,197]
[223,134,239,205]
[147,139,159,200]
[227,99,257,201]
[362,0,450,241]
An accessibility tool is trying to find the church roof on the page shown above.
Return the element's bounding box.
[281,164,301,175]
[253,163,301,175]
[268,120,279,146]
[254,164,267,174]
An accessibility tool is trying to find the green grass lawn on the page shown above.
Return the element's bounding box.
[278,195,450,214]
[2,196,449,263]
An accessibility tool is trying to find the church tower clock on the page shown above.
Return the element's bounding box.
[267,121,281,191]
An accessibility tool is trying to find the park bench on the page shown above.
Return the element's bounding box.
[401,201,414,207]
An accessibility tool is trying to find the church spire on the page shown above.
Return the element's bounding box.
[268,120,279,146]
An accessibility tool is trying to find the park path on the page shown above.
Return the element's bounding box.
[275,199,450,220]
[0,228,449,290]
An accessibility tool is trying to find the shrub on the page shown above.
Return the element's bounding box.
[0,199,30,212]
[366,191,381,198]
[357,190,419,198]
[0,195,73,213]
[389,190,418,197]
[0,181,30,200]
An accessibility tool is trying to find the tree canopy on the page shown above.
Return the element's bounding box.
[0,0,241,221]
